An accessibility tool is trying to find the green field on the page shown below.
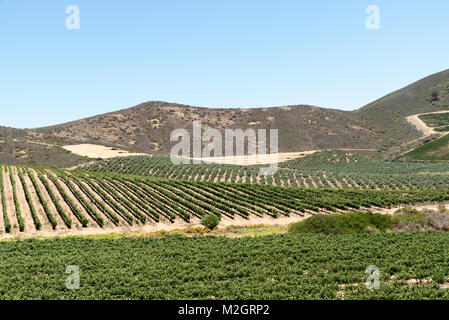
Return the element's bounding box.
[5,164,448,236]
[435,126,449,132]
[405,134,449,161]
[81,151,449,190]
[1,233,449,299]
[1,151,448,300]
[419,113,449,127]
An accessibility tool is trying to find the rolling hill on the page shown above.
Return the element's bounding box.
[31,102,381,156]
[1,69,449,167]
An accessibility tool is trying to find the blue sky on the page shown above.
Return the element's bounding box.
[1,0,448,128]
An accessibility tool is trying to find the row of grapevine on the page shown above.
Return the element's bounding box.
[9,168,25,231]
[68,174,120,226]
[17,167,42,230]
[26,169,58,229]
[0,166,11,232]
[0,163,449,235]
[82,155,449,190]
[151,179,223,218]
[45,172,89,227]
[88,176,147,223]
[58,174,104,227]
[101,177,161,222]
[110,177,181,221]
[76,174,134,225]
[36,170,73,228]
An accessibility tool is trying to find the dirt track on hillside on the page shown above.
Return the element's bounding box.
[402,110,449,154]
[406,110,449,137]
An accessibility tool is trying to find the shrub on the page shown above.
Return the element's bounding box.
[200,214,220,230]
[288,212,397,235]
[394,207,427,229]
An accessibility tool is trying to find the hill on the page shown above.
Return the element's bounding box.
[1,69,449,167]
[405,134,449,160]
[357,69,449,153]
[30,102,380,156]
[0,126,88,168]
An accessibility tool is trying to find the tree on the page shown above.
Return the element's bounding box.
[431,90,439,102]
[200,214,220,230]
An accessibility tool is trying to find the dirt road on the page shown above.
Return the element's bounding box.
[401,110,449,154]
[406,110,449,137]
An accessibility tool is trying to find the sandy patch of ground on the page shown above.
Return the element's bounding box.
[188,152,316,165]
[189,149,376,166]
[62,144,150,159]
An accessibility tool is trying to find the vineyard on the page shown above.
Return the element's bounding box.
[419,112,449,128]
[81,152,449,190]
[0,163,448,236]
[3,232,449,299]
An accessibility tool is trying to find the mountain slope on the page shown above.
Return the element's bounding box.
[0,126,87,167]
[356,69,449,152]
[404,133,449,161]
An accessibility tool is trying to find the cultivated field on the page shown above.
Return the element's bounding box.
[82,151,449,190]
[0,162,448,238]
[3,232,449,299]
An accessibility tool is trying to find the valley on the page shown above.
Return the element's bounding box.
[1,69,449,300]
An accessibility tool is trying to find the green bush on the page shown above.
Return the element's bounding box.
[200,214,220,230]
[288,212,396,235]
[394,207,427,227]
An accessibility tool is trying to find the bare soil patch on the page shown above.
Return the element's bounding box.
[63,144,150,159]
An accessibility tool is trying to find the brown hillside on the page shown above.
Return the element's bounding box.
[2,68,449,167]
[30,102,380,156]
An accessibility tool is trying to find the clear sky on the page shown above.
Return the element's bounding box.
[1,0,448,128]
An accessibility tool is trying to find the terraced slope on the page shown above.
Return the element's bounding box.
[0,164,448,237]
